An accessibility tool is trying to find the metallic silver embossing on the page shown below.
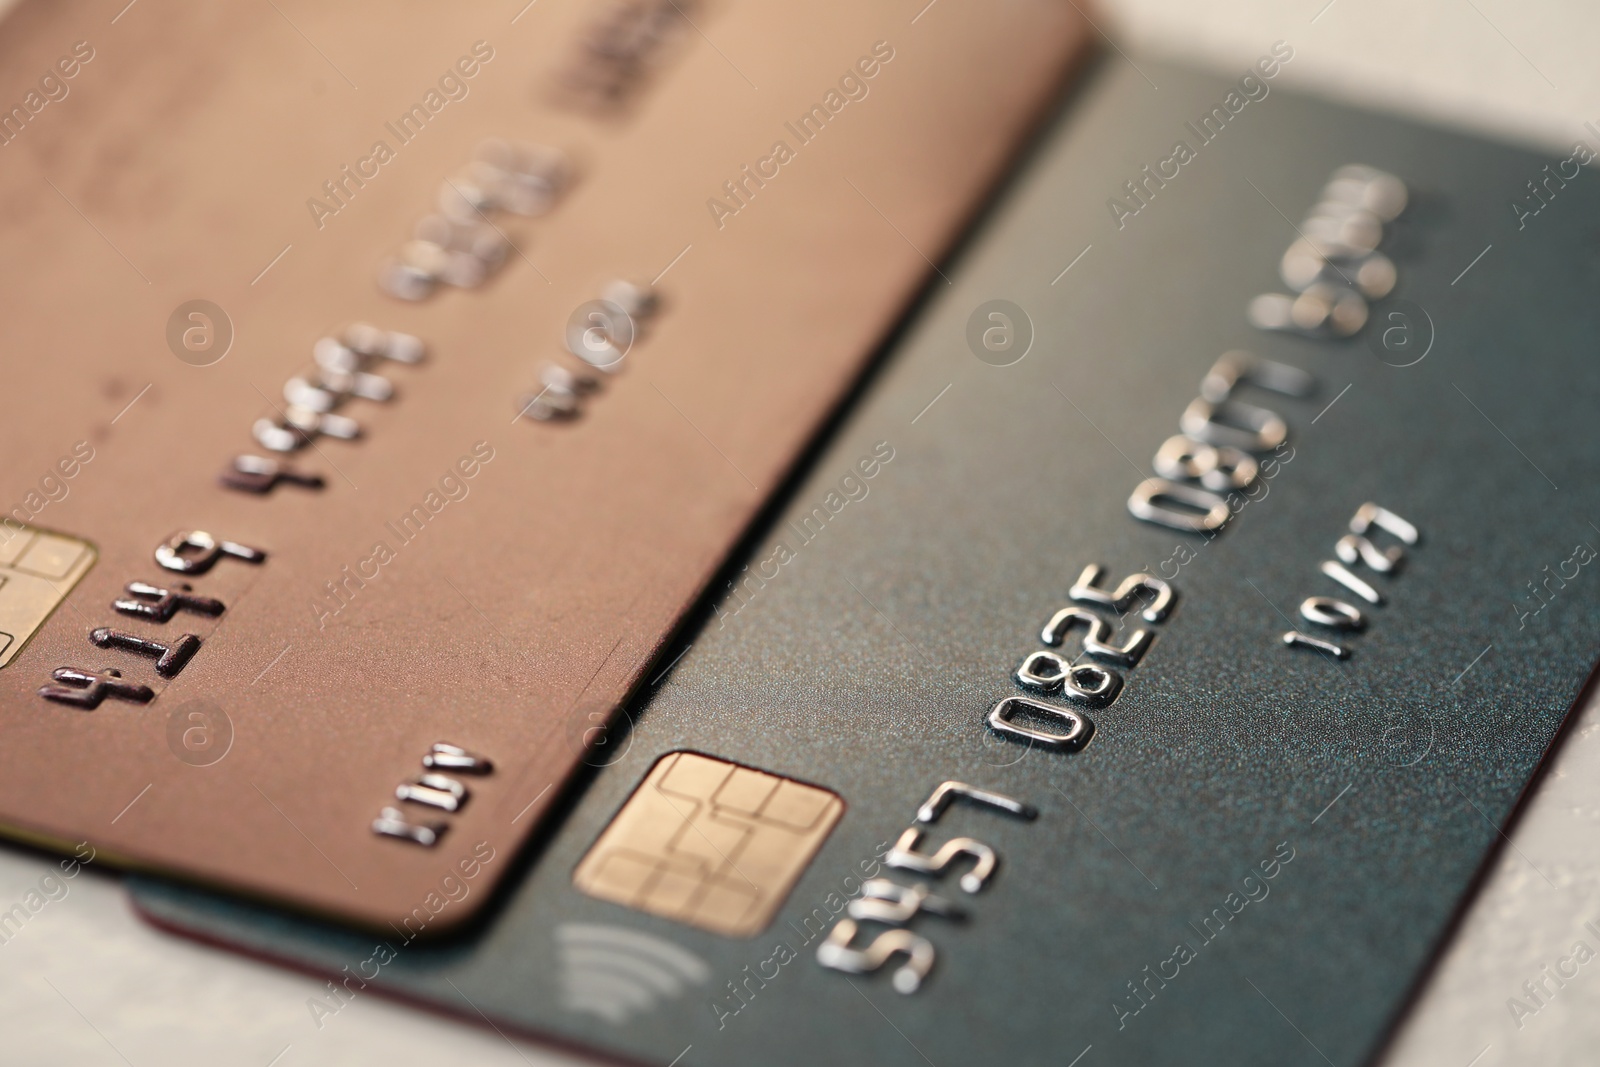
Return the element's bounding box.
[916,781,1037,824]
[987,696,1093,752]
[816,919,934,994]
[886,827,996,894]
[371,806,447,847]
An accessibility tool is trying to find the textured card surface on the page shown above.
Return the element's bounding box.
[0,0,1086,926]
[133,56,1600,1067]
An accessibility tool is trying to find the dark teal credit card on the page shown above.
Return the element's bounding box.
[131,56,1600,1067]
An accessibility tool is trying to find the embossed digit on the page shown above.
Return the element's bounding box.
[1179,396,1287,452]
[816,919,935,994]
[1128,478,1231,536]
[1336,533,1403,574]
[1300,596,1364,631]
[1199,352,1315,403]
[885,827,996,893]
[1153,434,1257,492]
[1039,607,1150,666]
[1349,503,1419,546]
[988,696,1095,751]
[1014,652,1122,707]
[847,879,964,926]
[1153,435,1216,480]
[1069,564,1176,623]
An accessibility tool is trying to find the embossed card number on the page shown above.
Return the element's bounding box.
[38,529,264,709]
[1129,352,1310,536]
[817,781,1037,994]
[983,565,1179,753]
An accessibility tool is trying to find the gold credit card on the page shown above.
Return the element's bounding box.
[0,0,1088,927]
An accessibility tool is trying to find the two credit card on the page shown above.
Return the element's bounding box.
[0,0,1086,927]
[132,56,1600,1066]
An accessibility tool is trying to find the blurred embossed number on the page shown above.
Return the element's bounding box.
[965,299,1032,367]
[166,299,233,367]
[1128,353,1311,534]
[166,699,233,767]
[1366,298,1432,367]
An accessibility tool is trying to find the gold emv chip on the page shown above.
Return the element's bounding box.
[574,752,843,938]
[0,526,96,669]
